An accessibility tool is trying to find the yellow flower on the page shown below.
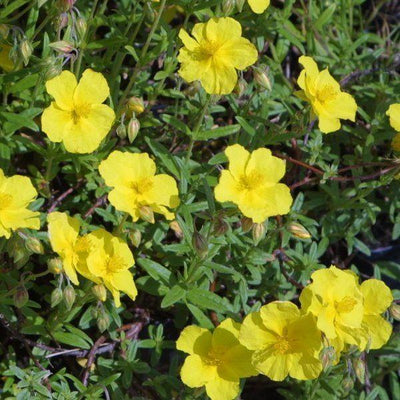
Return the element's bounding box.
[299,266,365,351]
[296,56,357,133]
[85,229,137,307]
[0,168,40,238]
[178,17,258,95]
[47,212,98,285]
[214,144,293,223]
[357,279,393,350]
[239,301,322,381]
[177,318,257,400]
[248,0,270,13]
[387,103,400,132]
[99,151,180,222]
[41,69,115,154]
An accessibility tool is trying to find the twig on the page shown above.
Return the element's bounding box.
[48,180,84,212]
[84,195,107,218]
[82,335,107,386]
[276,250,304,289]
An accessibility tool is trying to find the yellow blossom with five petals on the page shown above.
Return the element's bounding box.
[296,56,357,133]
[387,104,400,151]
[99,151,180,222]
[178,17,258,95]
[0,168,40,238]
[85,229,137,307]
[177,318,257,400]
[214,144,293,223]
[239,301,322,381]
[41,69,115,154]
[47,212,98,285]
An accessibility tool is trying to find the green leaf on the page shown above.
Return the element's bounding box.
[161,285,186,308]
[187,288,231,312]
[52,331,91,349]
[195,125,240,140]
[137,258,172,285]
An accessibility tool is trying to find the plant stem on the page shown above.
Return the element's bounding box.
[117,0,168,114]
[185,94,212,165]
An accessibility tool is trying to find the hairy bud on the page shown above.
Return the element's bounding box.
[49,40,74,53]
[51,287,63,307]
[63,286,76,310]
[253,66,273,91]
[128,229,142,248]
[25,236,44,254]
[14,286,29,308]
[48,257,63,274]
[192,231,208,259]
[116,123,127,139]
[169,220,183,239]
[92,284,107,302]
[241,217,254,233]
[97,309,110,332]
[127,117,140,143]
[288,222,311,239]
[222,0,235,15]
[320,346,336,371]
[20,39,33,65]
[127,97,145,115]
[252,223,266,245]
[139,206,155,223]
[390,303,400,321]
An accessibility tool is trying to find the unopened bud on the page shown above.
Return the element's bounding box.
[25,236,44,254]
[49,40,74,53]
[127,117,140,143]
[253,66,272,91]
[139,206,155,223]
[241,217,254,233]
[320,346,336,371]
[14,286,29,308]
[169,220,183,239]
[128,229,142,248]
[233,78,247,97]
[63,285,76,310]
[44,61,62,80]
[76,17,87,39]
[48,257,63,274]
[252,223,266,245]
[222,0,235,15]
[97,309,110,332]
[92,284,107,302]
[236,0,246,12]
[0,24,9,38]
[288,222,311,239]
[342,376,354,393]
[116,123,127,139]
[192,231,208,259]
[390,303,400,321]
[127,97,145,115]
[213,218,229,237]
[353,358,365,384]
[51,287,63,307]
[20,39,33,65]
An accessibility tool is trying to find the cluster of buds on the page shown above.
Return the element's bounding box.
[222,0,246,14]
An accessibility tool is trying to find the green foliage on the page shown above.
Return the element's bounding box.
[0,0,399,399]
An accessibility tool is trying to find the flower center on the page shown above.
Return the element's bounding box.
[70,104,91,124]
[335,296,357,313]
[273,338,292,354]
[237,172,264,191]
[130,178,154,197]
[316,85,337,104]
[104,255,125,274]
[204,348,224,366]
[0,193,12,210]
[194,40,223,62]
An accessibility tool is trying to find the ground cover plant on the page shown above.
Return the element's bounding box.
[0,0,400,399]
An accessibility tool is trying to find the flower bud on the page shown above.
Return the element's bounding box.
[169,220,183,239]
[19,39,33,65]
[139,206,155,223]
[390,303,400,321]
[320,346,336,371]
[127,117,140,143]
[128,229,142,248]
[116,123,127,139]
[252,223,266,245]
[342,376,354,393]
[92,284,107,302]
[353,358,365,384]
[63,285,76,310]
[222,0,235,15]
[127,97,145,115]
[0,24,9,38]
[76,17,87,39]
[44,59,63,80]
[144,2,156,22]
[253,66,272,91]
[14,286,29,308]
[241,217,254,233]
[24,236,44,254]
[192,231,208,259]
[49,40,74,53]
[97,309,110,332]
[288,222,311,239]
[51,287,63,307]
[236,0,246,12]
[233,78,247,97]
[213,218,229,237]
[48,257,63,274]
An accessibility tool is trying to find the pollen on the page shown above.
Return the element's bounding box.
[0,193,13,210]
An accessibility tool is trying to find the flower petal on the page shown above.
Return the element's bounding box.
[41,103,70,143]
[219,37,258,70]
[73,69,110,105]
[110,270,138,302]
[361,279,393,315]
[387,103,400,132]
[205,375,240,400]
[248,0,270,13]
[180,354,216,388]
[224,144,249,180]
[45,70,77,110]
[176,325,212,356]
[239,311,275,351]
